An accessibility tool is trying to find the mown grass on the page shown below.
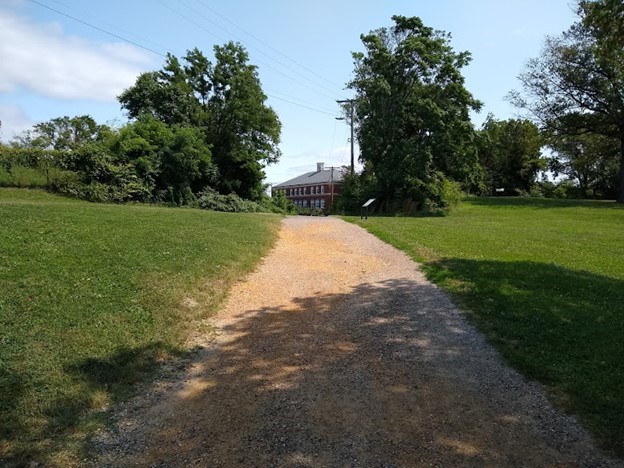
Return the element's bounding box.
[0,188,281,465]
[347,197,624,455]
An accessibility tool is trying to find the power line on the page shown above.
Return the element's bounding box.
[266,94,336,116]
[192,0,346,91]
[160,1,340,102]
[27,0,167,58]
[172,0,346,101]
[38,0,173,54]
[157,0,228,44]
[27,0,344,118]
[265,88,336,113]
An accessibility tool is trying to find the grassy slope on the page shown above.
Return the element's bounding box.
[348,197,624,454]
[0,188,281,464]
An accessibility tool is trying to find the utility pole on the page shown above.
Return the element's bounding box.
[336,99,355,174]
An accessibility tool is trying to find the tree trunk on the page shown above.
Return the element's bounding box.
[619,136,624,203]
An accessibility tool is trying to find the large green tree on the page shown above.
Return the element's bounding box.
[119,43,280,200]
[349,15,482,208]
[510,0,624,202]
[477,116,545,194]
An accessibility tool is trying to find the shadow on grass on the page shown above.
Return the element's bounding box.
[0,368,26,441]
[425,258,624,452]
[465,196,623,210]
[0,342,187,465]
[97,278,621,466]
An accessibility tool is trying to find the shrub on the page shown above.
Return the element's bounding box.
[0,166,47,188]
[440,178,463,208]
[265,190,296,214]
[0,166,12,186]
[197,188,263,213]
[295,206,325,216]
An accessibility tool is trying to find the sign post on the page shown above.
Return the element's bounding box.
[361,198,376,220]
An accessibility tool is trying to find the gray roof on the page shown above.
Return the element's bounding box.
[274,167,346,188]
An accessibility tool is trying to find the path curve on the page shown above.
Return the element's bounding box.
[96,217,618,467]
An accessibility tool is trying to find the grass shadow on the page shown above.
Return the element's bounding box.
[97,277,621,465]
[425,258,624,452]
[465,196,623,210]
[0,343,187,466]
[0,368,26,442]
[68,342,185,397]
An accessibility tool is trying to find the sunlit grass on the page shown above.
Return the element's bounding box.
[0,188,281,464]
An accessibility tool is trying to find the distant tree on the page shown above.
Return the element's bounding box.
[477,116,545,194]
[548,133,619,198]
[269,188,296,214]
[348,15,483,209]
[11,115,103,151]
[509,0,624,202]
[119,43,281,201]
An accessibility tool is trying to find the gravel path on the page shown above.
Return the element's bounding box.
[95,217,620,467]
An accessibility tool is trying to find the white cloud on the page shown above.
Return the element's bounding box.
[0,104,34,142]
[0,9,154,102]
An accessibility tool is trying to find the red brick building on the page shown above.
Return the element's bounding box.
[272,163,346,211]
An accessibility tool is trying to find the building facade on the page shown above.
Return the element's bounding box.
[272,163,346,211]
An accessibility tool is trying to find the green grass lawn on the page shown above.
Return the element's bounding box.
[348,197,624,455]
[0,188,281,465]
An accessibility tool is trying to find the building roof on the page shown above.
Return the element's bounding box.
[274,167,347,188]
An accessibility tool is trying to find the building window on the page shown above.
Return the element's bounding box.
[321,185,325,194]
[321,199,325,209]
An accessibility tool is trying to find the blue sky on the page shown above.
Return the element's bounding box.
[0,0,577,185]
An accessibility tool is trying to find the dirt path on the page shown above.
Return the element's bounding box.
[96,217,618,467]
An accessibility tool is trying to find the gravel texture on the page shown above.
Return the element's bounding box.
[93,216,621,467]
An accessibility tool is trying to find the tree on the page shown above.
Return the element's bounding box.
[119,43,281,201]
[206,43,281,200]
[509,0,624,202]
[11,115,103,151]
[107,116,215,203]
[548,133,619,198]
[477,116,545,194]
[348,15,482,209]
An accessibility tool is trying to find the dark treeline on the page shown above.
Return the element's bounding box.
[337,2,623,213]
[0,42,294,214]
[3,1,622,214]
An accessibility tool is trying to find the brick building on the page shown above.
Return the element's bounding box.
[272,163,346,211]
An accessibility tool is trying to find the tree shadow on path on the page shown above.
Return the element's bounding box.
[99,276,617,467]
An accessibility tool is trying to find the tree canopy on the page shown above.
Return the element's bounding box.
[119,43,281,200]
[348,15,482,210]
[10,115,104,152]
[510,0,624,202]
[476,116,545,195]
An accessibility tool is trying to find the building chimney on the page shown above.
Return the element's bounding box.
[317,162,325,172]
